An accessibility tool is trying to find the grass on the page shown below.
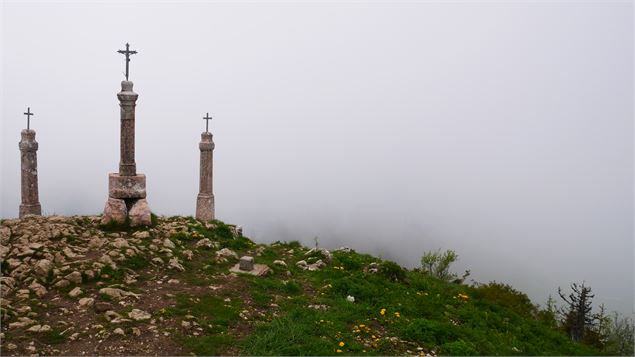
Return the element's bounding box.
[21,215,605,356]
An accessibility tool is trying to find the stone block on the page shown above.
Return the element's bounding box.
[102,198,127,225]
[129,199,152,227]
[196,194,215,221]
[239,256,254,271]
[19,203,41,218]
[108,173,146,199]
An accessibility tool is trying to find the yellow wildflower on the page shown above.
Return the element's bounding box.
[379,308,386,316]
[359,324,365,328]
[336,349,343,353]
[339,342,345,347]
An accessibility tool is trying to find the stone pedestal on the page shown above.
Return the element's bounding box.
[19,129,41,217]
[102,81,152,226]
[195,132,215,221]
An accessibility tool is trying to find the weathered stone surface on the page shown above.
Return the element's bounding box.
[196,132,215,221]
[33,259,53,277]
[229,263,271,277]
[108,173,146,199]
[128,309,151,321]
[118,80,139,177]
[239,256,254,271]
[19,129,41,218]
[129,199,152,226]
[102,198,127,224]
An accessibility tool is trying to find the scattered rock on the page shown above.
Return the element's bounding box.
[54,279,71,288]
[132,231,150,239]
[113,327,125,336]
[27,324,51,333]
[64,271,83,284]
[99,287,140,300]
[68,287,83,298]
[273,260,287,268]
[28,281,47,297]
[128,309,151,321]
[195,238,214,249]
[168,258,185,272]
[239,256,254,271]
[33,259,53,277]
[132,327,141,336]
[79,297,95,307]
[216,248,238,261]
[94,301,113,313]
[163,238,176,249]
[112,238,129,249]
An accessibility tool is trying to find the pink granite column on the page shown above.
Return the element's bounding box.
[118,81,137,176]
[196,132,215,221]
[19,129,41,217]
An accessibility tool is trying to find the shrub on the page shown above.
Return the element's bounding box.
[379,260,406,282]
[420,249,458,281]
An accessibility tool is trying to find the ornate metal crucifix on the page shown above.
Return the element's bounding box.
[117,43,137,81]
[23,107,34,130]
[203,112,213,133]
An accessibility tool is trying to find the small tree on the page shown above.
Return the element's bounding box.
[558,282,595,342]
[420,249,458,281]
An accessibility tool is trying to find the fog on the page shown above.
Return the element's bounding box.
[1,1,632,317]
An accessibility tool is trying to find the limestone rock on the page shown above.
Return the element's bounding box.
[128,309,151,321]
[129,199,152,227]
[132,231,150,239]
[78,297,95,307]
[113,327,125,336]
[168,258,185,272]
[162,238,175,249]
[28,281,47,297]
[112,238,129,249]
[68,287,83,298]
[273,260,287,268]
[99,287,140,300]
[64,271,82,284]
[216,248,238,261]
[33,259,53,277]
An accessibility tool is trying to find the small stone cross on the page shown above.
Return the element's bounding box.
[203,112,213,133]
[117,43,137,81]
[23,107,34,130]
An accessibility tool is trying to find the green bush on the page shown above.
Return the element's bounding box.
[379,260,407,282]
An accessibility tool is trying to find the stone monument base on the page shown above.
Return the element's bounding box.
[102,172,151,226]
[19,203,41,218]
[102,198,151,226]
[196,193,215,221]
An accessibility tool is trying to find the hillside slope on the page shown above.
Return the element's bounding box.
[0,216,600,355]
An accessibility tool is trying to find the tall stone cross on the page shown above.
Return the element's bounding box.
[196,112,215,221]
[19,107,41,217]
[203,112,212,133]
[102,43,152,227]
[23,107,34,130]
[117,43,137,81]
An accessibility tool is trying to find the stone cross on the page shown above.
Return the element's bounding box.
[23,107,34,130]
[196,113,215,221]
[19,108,42,217]
[203,112,212,133]
[102,45,152,227]
[117,43,137,81]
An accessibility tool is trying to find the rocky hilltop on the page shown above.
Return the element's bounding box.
[0,216,600,356]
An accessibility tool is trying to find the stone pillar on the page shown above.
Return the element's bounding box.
[19,129,42,217]
[196,132,215,221]
[118,81,137,176]
[102,81,152,226]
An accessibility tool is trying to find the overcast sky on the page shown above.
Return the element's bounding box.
[1,1,632,317]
